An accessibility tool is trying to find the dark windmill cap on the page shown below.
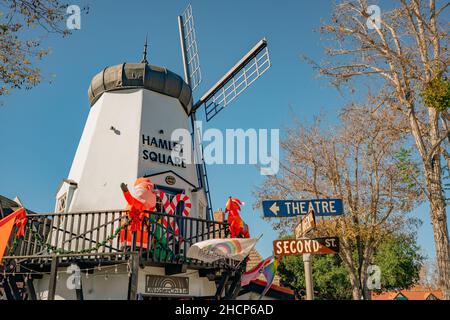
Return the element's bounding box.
[88,38,193,114]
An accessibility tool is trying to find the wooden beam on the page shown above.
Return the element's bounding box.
[2,279,15,300]
[127,252,139,300]
[25,276,37,300]
[48,256,58,300]
[75,283,84,300]
[225,271,242,300]
[7,275,22,300]
[215,272,230,300]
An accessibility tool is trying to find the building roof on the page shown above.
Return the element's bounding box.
[0,195,36,218]
[245,249,281,286]
[88,62,193,114]
[0,195,21,218]
[243,279,295,300]
[241,248,296,299]
[371,286,444,300]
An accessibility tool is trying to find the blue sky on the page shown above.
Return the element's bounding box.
[0,0,444,260]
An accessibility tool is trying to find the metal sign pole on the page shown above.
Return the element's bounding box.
[269,198,343,301]
[297,212,315,301]
[303,253,314,300]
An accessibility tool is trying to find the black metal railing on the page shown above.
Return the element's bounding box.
[2,210,230,267]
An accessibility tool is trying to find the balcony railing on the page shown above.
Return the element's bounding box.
[3,209,230,268]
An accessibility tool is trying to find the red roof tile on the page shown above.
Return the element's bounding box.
[371,286,443,300]
[250,278,295,296]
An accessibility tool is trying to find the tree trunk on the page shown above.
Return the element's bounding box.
[428,170,450,299]
[349,275,363,300]
[409,105,450,299]
[426,107,450,300]
[340,248,363,300]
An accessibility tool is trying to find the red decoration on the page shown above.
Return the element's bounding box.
[0,208,27,264]
[158,191,191,239]
[120,178,157,248]
[225,197,250,238]
[14,208,28,238]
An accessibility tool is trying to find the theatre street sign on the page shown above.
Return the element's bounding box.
[262,199,344,218]
[273,237,339,256]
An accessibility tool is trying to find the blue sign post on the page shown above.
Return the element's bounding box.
[262,199,344,218]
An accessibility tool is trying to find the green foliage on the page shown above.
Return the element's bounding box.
[372,234,424,291]
[394,147,421,191]
[279,253,352,300]
[0,1,88,99]
[420,75,450,112]
[278,233,424,299]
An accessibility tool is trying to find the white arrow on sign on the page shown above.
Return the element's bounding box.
[269,202,280,216]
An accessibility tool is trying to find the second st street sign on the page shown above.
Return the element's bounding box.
[273,237,340,256]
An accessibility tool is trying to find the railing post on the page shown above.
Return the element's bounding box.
[131,231,137,252]
[25,276,38,300]
[127,252,139,300]
[2,278,15,300]
[225,270,242,300]
[76,281,84,300]
[215,271,230,300]
[48,254,58,300]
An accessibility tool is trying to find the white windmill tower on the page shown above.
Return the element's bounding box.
[54,3,272,222]
[1,3,273,302]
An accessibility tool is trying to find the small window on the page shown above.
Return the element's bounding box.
[56,193,67,213]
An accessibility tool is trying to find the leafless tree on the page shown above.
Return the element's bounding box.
[255,99,423,299]
[419,258,442,288]
[314,0,450,298]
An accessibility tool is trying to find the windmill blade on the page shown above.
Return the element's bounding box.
[178,3,202,91]
[192,39,271,122]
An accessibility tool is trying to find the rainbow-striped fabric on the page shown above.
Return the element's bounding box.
[186,238,258,263]
[261,258,279,297]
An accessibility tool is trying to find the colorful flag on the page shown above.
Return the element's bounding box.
[260,258,279,298]
[186,238,258,263]
[241,256,273,286]
[0,208,24,265]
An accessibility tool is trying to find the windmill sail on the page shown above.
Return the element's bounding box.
[178,3,202,91]
[192,39,271,122]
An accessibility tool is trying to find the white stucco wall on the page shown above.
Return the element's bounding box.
[63,88,205,215]
[44,88,214,300]
[33,265,217,300]
[34,264,130,300]
[67,89,143,212]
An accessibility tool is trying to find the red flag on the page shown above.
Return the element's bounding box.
[0,208,24,265]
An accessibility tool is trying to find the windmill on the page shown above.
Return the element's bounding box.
[177,3,272,220]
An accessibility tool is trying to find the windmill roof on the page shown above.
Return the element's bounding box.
[88,62,193,114]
